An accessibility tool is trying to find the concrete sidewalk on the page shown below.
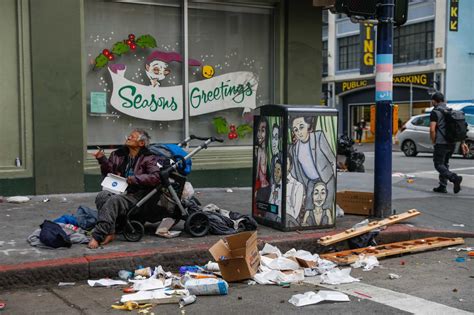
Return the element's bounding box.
[0,172,473,289]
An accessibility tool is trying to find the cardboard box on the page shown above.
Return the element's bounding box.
[209,231,260,282]
[336,191,373,216]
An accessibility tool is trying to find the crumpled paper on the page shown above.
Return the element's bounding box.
[320,268,360,285]
[289,290,350,307]
[350,254,380,271]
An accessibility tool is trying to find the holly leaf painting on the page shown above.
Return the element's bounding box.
[111,42,130,56]
[95,54,109,68]
[136,35,157,49]
[212,117,229,134]
[236,124,253,138]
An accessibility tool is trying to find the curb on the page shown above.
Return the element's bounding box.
[1,226,472,290]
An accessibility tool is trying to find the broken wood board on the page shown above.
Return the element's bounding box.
[320,237,465,265]
[318,209,420,246]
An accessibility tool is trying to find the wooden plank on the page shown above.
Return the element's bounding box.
[318,209,421,246]
[320,237,465,265]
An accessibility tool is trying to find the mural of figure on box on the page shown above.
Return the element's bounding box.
[285,155,304,227]
[303,181,333,225]
[289,116,336,226]
[254,116,271,202]
[269,156,282,206]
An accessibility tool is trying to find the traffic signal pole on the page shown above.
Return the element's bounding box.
[374,0,394,218]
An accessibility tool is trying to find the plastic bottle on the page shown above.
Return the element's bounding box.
[118,270,133,281]
[179,265,202,275]
[184,278,228,296]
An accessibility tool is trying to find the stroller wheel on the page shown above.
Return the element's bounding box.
[123,220,145,242]
[185,212,209,237]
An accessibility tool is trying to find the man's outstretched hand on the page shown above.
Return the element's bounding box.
[93,149,105,159]
[461,143,469,156]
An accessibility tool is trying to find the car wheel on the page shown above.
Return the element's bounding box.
[402,140,418,157]
[464,141,474,159]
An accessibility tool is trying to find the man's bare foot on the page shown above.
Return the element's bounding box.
[88,238,100,249]
[101,234,116,245]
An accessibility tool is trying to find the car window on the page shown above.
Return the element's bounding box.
[421,116,430,127]
[412,117,423,126]
[466,114,474,126]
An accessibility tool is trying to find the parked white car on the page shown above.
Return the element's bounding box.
[397,112,474,158]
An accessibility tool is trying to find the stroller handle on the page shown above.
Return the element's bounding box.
[178,135,223,147]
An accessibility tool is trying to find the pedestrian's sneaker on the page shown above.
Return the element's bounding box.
[453,175,463,194]
[433,186,447,193]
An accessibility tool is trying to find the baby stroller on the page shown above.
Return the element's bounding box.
[121,135,223,242]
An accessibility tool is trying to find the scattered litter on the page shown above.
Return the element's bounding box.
[469,252,474,257]
[130,278,168,291]
[388,273,401,280]
[121,289,168,303]
[247,280,256,285]
[204,261,220,272]
[184,278,229,296]
[58,282,76,286]
[452,288,458,292]
[289,290,350,307]
[452,224,465,227]
[320,268,360,285]
[455,257,466,263]
[43,198,50,203]
[350,255,380,271]
[304,268,317,277]
[118,270,134,281]
[88,279,127,287]
[134,267,152,277]
[0,302,5,310]
[260,243,282,257]
[336,205,345,218]
[354,291,372,299]
[6,196,30,203]
[448,247,473,252]
[60,197,68,203]
[253,269,304,285]
[400,260,406,265]
[112,301,153,311]
[266,257,300,271]
[226,189,233,193]
[180,295,197,306]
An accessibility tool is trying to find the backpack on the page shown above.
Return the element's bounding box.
[436,108,468,143]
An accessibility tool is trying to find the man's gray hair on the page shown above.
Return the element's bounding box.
[133,128,151,147]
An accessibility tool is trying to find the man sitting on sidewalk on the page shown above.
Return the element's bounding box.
[88,129,160,249]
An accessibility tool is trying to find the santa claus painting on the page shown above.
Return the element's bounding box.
[145,51,201,87]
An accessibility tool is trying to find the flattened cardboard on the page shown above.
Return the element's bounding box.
[209,231,260,282]
[295,257,317,268]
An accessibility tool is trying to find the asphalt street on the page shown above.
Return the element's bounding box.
[0,239,472,315]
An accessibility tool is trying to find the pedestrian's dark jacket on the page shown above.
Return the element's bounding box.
[96,146,160,188]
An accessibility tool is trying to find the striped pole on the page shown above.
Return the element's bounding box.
[374,0,394,218]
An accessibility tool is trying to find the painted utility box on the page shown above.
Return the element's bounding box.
[252,105,338,231]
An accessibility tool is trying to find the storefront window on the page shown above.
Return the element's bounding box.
[85,1,274,148]
[85,1,183,146]
[188,4,273,146]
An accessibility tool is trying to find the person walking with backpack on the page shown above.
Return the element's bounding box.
[429,92,469,194]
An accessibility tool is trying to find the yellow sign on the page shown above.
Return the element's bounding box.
[393,74,428,86]
[449,0,459,31]
[363,23,374,66]
[342,80,368,92]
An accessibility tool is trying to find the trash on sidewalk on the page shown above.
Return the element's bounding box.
[289,290,350,307]
[58,282,76,286]
[318,209,421,246]
[120,289,181,303]
[350,254,379,271]
[6,196,30,203]
[226,189,233,193]
[184,278,229,296]
[119,270,134,281]
[448,247,473,251]
[88,279,128,287]
[130,278,169,291]
[155,217,181,238]
[320,268,360,285]
[388,273,401,280]
[321,237,465,265]
[452,224,465,227]
[112,301,153,311]
[134,267,153,277]
[208,231,260,282]
[0,302,5,310]
[180,295,197,306]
